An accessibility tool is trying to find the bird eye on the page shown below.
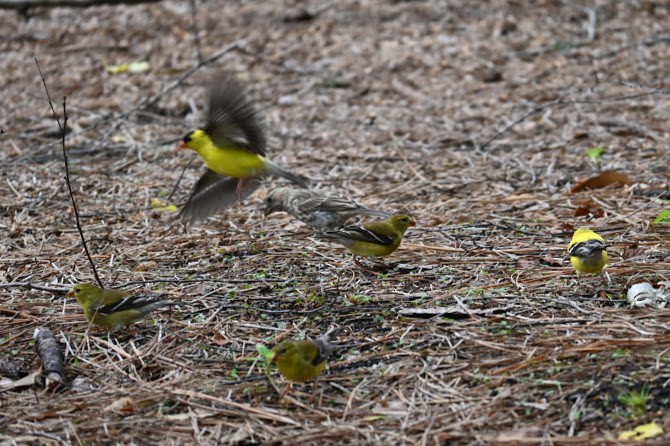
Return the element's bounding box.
[182,131,193,143]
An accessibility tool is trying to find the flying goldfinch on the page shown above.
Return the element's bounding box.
[317,214,415,257]
[271,327,341,382]
[567,228,608,284]
[68,283,173,329]
[264,187,391,229]
[178,75,307,222]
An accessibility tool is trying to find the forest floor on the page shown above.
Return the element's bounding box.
[1,0,670,444]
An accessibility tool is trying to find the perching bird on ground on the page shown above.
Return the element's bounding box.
[178,75,307,222]
[264,187,391,229]
[68,283,173,329]
[317,214,415,258]
[271,327,342,383]
[567,228,608,285]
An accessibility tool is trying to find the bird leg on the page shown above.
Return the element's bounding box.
[353,256,387,276]
[277,382,292,401]
[307,378,321,407]
[236,177,252,201]
[600,271,610,287]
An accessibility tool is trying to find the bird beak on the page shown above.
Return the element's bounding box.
[409,218,417,227]
[178,141,187,150]
[67,290,74,297]
[270,352,278,363]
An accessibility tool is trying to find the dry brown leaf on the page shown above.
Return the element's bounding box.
[571,171,633,193]
[573,199,605,218]
[104,397,136,415]
[212,331,229,346]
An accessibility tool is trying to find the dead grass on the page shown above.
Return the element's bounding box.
[1,0,670,444]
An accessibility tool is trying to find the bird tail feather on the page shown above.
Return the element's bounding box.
[359,208,392,219]
[266,161,308,188]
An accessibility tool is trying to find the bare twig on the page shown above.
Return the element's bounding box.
[167,158,194,202]
[0,282,70,293]
[0,0,161,11]
[35,58,103,288]
[188,0,203,65]
[476,95,569,151]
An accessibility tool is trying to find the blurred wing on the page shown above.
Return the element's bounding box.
[301,194,389,218]
[204,75,266,155]
[569,240,606,257]
[322,225,396,246]
[312,327,342,365]
[94,295,168,315]
[308,195,358,213]
[180,169,262,223]
[98,288,130,306]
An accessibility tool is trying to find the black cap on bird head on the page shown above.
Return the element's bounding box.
[178,130,195,150]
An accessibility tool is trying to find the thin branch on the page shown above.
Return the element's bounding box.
[188,0,203,65]
[167,158,193,202]
[476,95,569,151]
[0,282,70,293]
[0,0,161,10]
[35,58,104,288]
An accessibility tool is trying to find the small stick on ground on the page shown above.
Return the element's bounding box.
[33,327,67,389]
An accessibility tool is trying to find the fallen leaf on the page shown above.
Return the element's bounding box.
[361,415,386,421]
[105,63,129,74]
[212,331,229,346]
[127,61,150,73]
[151,198,178,213]
[572,199,605,218]
[571,171,632,193]
[105,61,150,74]
[104,397,135,415]
[618,422,663,440]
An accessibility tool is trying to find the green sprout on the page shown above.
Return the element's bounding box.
[653,210,670,226]
[618,386,651,417]
[586,145,605,161]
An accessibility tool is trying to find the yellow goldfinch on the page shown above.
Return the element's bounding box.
[271,327,341,382]
[317,214,415,257]
[68,283,173,329]
[567,229,608,284]
[264,187,391,229]
[178,75,307,222]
